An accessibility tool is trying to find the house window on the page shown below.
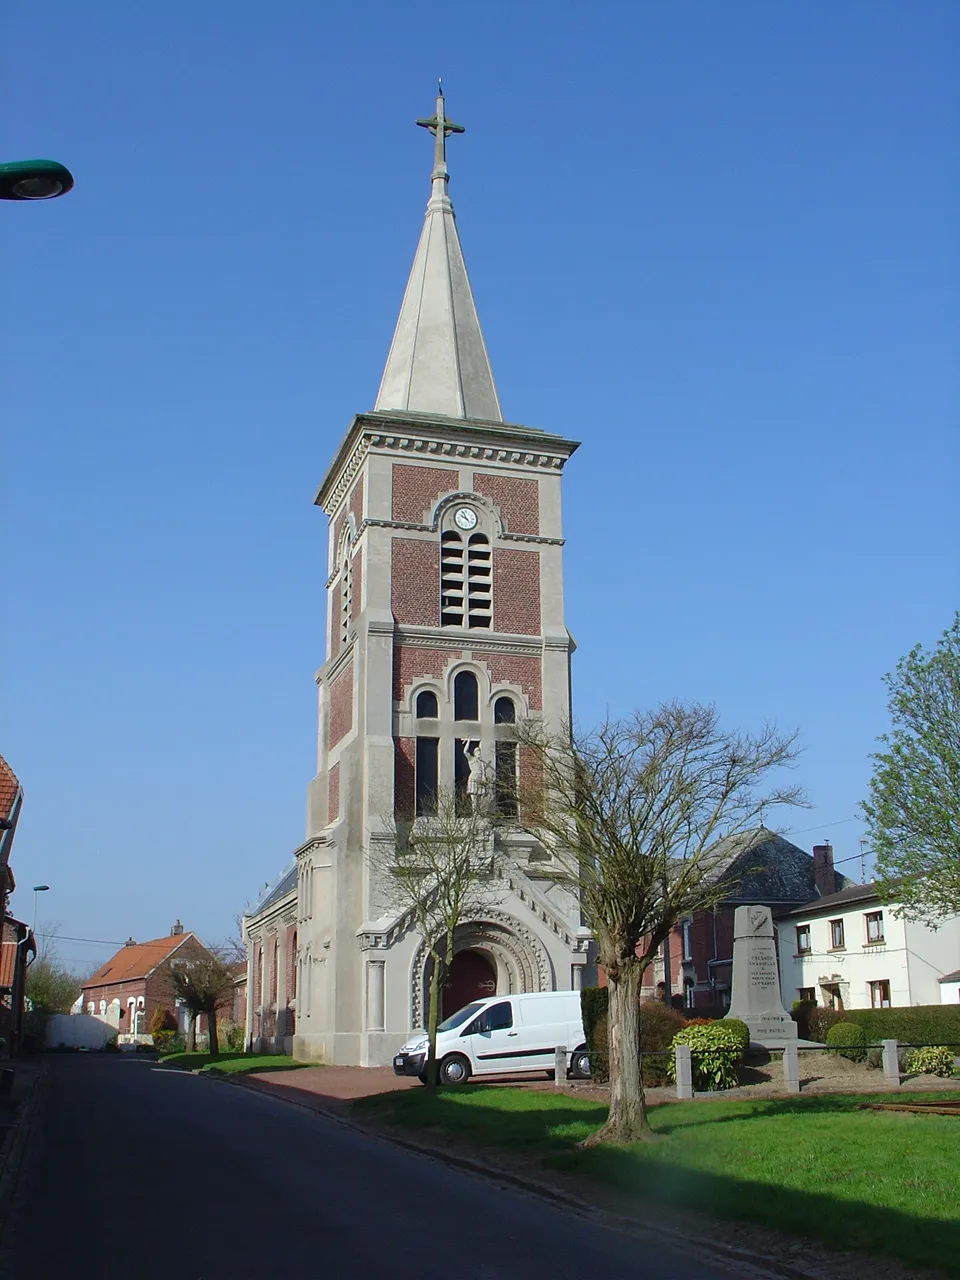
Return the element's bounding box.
[273,937,280,1003]
[796,924,811,955]
[681,919,693,962]
[869,979,891,1009]
[865,911,884,944]
[683,980,696,1010]
[415,737,439,816]
[797,987,816,1004]
[829,919,845,950]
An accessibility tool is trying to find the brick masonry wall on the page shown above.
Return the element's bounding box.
[474,473,539,535]
[392,463,459,523]
[393,645,450,702]
[392,539,441,627]
[328,659,354,748]
[328,761,340,821]
[493,548,541,635]
[473,651,543,710]
[394,736,415,818]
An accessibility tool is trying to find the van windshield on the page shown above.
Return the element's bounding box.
[437,1002,484,1033]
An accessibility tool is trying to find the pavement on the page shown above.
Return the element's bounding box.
[1,1053,745,1280]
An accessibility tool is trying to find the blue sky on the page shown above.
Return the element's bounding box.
[3,2,957,973]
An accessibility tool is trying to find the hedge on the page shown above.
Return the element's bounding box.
[837,1005,960,1047]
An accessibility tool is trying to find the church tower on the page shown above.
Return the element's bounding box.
[293,91,586,1066]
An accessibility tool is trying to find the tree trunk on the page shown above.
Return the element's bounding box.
[582,958,654,1145]
[187,1012,197,1053]
[207,1007,219,1060]
[425,954,442,1090]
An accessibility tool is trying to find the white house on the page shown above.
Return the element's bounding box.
[777,884,960,1011]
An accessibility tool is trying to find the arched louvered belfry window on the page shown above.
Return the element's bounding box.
[440,505,492,629]
[340,535,353,647]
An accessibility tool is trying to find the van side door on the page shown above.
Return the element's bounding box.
[463,1000,520,1075]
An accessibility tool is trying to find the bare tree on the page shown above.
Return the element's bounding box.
[377,782,500,1089]
[167,956,235,1060]
[520,701,804,1144]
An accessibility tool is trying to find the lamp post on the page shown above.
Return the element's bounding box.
[0,159,74,201]
[32,884,50,935]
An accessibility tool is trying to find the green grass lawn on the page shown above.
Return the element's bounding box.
[354,1088,960,1275]
[158,1051,310,1076]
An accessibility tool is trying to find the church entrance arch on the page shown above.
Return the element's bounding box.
[442,948,497,1018]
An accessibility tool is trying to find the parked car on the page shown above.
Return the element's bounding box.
[393,990,591,1085]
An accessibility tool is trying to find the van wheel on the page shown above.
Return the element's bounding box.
[438,1054,471,1086]
[569,1047,592,1080]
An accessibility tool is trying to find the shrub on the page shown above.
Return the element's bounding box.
[150,1006,177,1038]
[906,1045,956,1078]
[639,1002,689,1085]
[806,1006,844,1044]
[838,1005,960,1047]
[826,1021,867,1062]
[668,1023,744,1091]
[152,1030,182,1054]
[721,1018,751,1052]
[579,987,689,1086]
[791,999,818,1040]
[219,1020,245,1052]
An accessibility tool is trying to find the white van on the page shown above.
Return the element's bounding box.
[393,990,591,1085]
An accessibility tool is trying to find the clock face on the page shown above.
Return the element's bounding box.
[454,506,478,531]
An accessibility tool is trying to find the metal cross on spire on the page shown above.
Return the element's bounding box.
[415,80,465,180]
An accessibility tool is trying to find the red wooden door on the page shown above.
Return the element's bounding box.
[442,950,497,1019]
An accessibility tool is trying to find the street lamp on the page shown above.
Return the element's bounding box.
[0,159,74,201]
[32,884,50,935]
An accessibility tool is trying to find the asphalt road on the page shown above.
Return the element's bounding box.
[5,1055,738,1280]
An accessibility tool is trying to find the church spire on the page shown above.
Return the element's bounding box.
[374,85,503,423]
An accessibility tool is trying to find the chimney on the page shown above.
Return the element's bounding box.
[813,842,836,897]
[170,920,183,936]
[124,936,136,947]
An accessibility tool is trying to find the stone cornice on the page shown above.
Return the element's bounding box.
[315,411,580,516]
[315,637,356,688]
[394,626,544,656]
[357,515,564,548]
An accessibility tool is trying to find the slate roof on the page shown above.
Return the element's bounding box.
[250,862,297,916]
[782,883,881,917]
[708,828,851,906]
[937,970,960,984]
[84,932,197,987]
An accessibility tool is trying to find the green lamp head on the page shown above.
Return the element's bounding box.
[0,159,74,201]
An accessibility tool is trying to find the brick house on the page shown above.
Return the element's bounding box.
[0,754,24,926]
[82,923,221,1045]
[601,829,850,1013]
[0,917,36,1056]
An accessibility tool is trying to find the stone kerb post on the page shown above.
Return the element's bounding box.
[881,1039,901,1088]
[782,1040,800,1094]
[675,1043,693,1100]
[554,1045,567,1090]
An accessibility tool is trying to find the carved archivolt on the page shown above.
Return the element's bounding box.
[409,908,553,1029]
